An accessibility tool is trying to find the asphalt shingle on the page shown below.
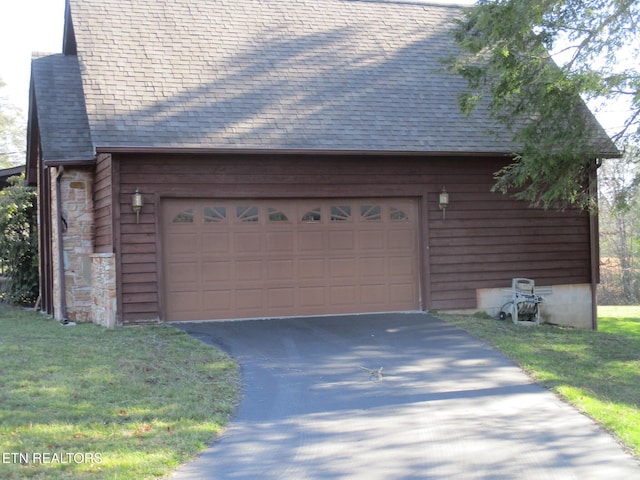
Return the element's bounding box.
[31,53,94,161]
[32,0,615,159]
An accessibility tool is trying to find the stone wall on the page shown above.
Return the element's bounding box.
[50,168,62,320]
[91,253,117,328]
[62,168,95,322]
[51,167,95,322]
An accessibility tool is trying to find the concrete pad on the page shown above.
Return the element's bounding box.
[171,313,640,479]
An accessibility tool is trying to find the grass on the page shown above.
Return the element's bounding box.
[2,304,637,477]
[439,305,640,459]
[0,305,240,479]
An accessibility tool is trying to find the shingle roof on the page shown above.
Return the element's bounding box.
[0,165,26,189]
[31,53,93,161]
[31,0,615,158]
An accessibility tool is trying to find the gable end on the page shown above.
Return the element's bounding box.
[63,0,77,55]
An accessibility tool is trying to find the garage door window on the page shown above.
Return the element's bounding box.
[268,208,289,222]
[330,206,352,222]
[361,205,381,222]
[390,207,409,222]
[172,208,195,223]
[236,206,259,222]
[204,206,227,223]
[302,207,322,223]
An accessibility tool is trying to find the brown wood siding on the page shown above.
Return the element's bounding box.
[39,165,54,315]
[113,153,592,324]
[427,162,591,310]
[93,153,113,253]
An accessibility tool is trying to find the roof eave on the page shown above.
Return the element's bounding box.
[95,146,518,158]
[94,145,622,159]
[43,158,96,167]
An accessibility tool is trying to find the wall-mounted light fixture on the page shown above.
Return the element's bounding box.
[439,186,449,220]
[132,188,144,224]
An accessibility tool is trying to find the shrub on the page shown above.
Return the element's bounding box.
[0,173,38,305]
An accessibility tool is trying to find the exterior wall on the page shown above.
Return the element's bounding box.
[36,157,55,315]
[52,167,95,322]
[427,164,592,311]
[91,253,117,327]
[47,165,119,327]
[111,153,594,326]
[94,153,114,253]
[50,167,63,320]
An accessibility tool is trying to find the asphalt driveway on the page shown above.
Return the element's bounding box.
[171,313,639,479]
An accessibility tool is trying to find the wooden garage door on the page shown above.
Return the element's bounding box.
[162,199,420,321]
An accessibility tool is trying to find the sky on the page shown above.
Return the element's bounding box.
[0,0,67,115]
[0,0,628,137]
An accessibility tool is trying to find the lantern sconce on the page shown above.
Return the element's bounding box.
[439,186,449,220]
[132,188,144,224]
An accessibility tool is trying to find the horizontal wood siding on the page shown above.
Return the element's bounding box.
[426,161,590,310]
[93,153,113,253]
[113,153,592,323]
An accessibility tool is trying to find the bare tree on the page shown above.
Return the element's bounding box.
[0,78,26,168]
[598,144,640,304]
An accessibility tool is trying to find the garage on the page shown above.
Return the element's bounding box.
[162,198,420,321]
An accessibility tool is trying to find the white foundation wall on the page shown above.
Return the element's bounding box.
[474,283,593,329]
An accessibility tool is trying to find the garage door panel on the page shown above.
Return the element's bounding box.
[299,287,325,307]
[166,261,199,283]
[234,233,263,254]
[359,230,385,250]
[328,231,355,250]
[166,233,198,254]
[390,257,415,276]
[202,261,231,282]
[236,260,264,281]
[299,258,325,279]
[201,290,232,310]
[361,284,386,304]
[267,288,295,308]
[298,231,326,252]
[329,258,356,278]
[389,229,414,249]
[360,257,386,277]
[167,291,200,312]
[390,284,416,303]
[266,231,294,252]
[267,260,295,280]
[330,285,356,305]
[234,289,264,310]
[163,198,420,321]
[201,233,230,253]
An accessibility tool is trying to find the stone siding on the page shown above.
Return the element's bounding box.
[63,169,95,321]
[91,253,117,328]
[50,167,63,320]
[51,167,95,322]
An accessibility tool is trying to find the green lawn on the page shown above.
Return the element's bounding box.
[439,306,640,458]
[0,306,240,479]
[2,304,638,478]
